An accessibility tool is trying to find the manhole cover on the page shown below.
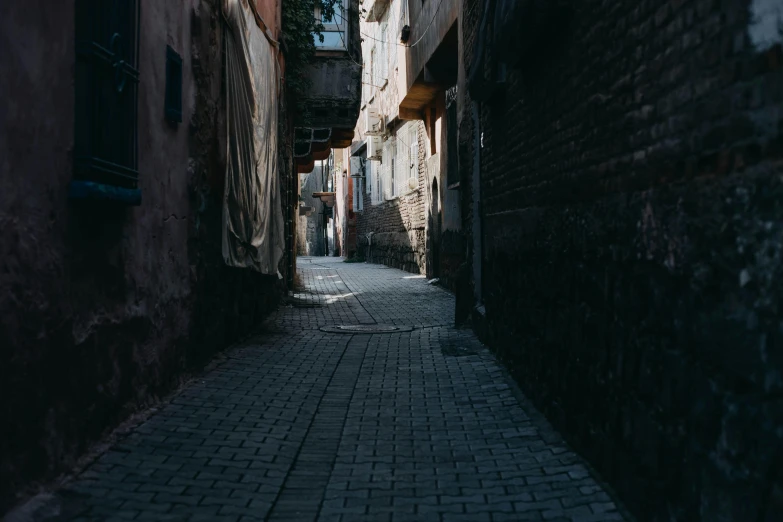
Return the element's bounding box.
[441,345,478,357]
[320,324,414,333]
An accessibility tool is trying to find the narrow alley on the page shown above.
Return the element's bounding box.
[4,0,783,520]
[44,259,625,522]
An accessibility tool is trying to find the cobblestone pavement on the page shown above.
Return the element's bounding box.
[57,257,628,522]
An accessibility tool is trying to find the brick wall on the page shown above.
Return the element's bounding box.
[462,0,783,520]
[356,121,429,273]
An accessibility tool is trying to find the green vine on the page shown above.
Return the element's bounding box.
[281,0,342,121]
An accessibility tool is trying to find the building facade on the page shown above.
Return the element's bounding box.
[294,1,363,263]
[460,0,783,520]
[0,0,360,510]
[346,0,464,283]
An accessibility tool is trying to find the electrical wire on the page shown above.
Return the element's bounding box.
[329,4,431,155]
[332,0,449,91]
[359,0,446,48]
[334,22,393,91]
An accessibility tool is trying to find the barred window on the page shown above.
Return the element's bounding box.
[72,0,141,204]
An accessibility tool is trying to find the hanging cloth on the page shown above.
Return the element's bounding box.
[221,0,284,275]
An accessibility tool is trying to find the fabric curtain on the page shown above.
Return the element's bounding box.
[221,0,284,275]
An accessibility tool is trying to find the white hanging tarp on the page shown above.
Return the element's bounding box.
[221,0,284,275]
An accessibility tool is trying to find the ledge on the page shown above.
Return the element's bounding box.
[69,180,142,206]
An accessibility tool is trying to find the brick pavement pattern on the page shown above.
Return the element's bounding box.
[60,257,628,521]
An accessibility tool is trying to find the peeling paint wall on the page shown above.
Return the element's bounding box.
[0,0,285,510]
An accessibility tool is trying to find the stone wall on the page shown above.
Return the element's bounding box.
[462,0,783,520]
[356,121,429,274]
[0,0,286,510]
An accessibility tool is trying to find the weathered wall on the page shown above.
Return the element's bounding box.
[255,0,281,39]
[356,121,428,273]
[463,0,783,520]
[188,0,285,358]
[0,0,79,505]
[0,0,285,510]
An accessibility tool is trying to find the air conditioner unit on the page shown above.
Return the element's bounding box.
[367,135,382,160]
[365,107,384,135]
[350,157,363,178]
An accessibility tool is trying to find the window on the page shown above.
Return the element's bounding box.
[381,140,392,200]
[370,47,377,89]
[165,46,183,123]
[72,0,141,204]
[395,131,407,195]
[380,23,388,86]
[314,3,348,50]
[361,60,366,106]
[374,159,382,204]
[352,176,364,212]
[365,159,372,195]
[429,107,437,154]
[390,138,396,197]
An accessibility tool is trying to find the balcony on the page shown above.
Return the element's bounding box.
[296,0,362,173]
[363,0,390,23]
[398,0,459,119]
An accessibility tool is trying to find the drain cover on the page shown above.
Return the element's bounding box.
[320,324,414,333]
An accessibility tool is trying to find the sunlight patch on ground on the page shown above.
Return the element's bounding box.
[324,292,355,304]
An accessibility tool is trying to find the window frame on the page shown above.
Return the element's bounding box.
[71,0,142,205]
[390,138,396,198]
[379,22,389,87]
[314,2,348,50]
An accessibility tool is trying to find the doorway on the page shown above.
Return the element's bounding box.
[428,178,441,278]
